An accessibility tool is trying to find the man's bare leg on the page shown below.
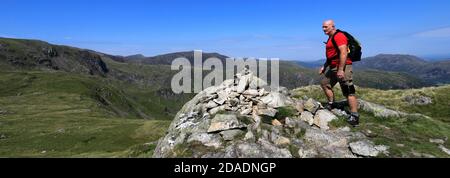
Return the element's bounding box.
[321,85,334,103]
[347,95,358,113]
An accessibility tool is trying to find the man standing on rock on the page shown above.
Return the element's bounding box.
[319,19,359,126]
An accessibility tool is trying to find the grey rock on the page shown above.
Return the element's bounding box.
[304,128,348,148]
[302,128,355,158]
[220,129,245,141]
[339,126,351,132]
[358,99,406,118]
[56,128,65,134]
[411,151,436,158]
[209,105,226,115]
[429,138,445,145]
[232,139,292,158]
[205,100,219,109]
[229,98,240,107]
[349,140,381,157]
[260,92,293,108]
[213,98,227,105]
[403,95,432,105]
[276,87,289,95]
[203,86,222,95]
[248,76,268,89]
[187,133,223,149]
[259,88,269,97]
[438,145,450,155]
[300,111,315,126]
[236,75,250,93]
[298,148,319,158]
[256,108,278,117]
[304,98,321,113]
[228,92,240,99]
[360,99,430,119]
[207,114,246,133]
[243,89,260,97]
[313,110,338,130]
[240,108,253,115]
[221,79,235,88]
[273,136,291,146]
[331,108,348,117]
[294,101,304,113]
[374,145,390,155]
[284,117,296,128]
[244,131,255,141]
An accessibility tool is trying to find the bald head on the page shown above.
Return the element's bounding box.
[323,20,335,26]
[322,20,336,36]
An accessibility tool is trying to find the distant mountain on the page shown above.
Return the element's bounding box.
[355,54,428,72]
[125,54,146,61]
[115,51,230,65]
[354,54,450,85]
[294,59,324,68]
[0,37,434,90]
[294,54,450,86]
[0,37,109,76]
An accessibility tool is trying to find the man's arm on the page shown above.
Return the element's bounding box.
[319,61,329,74]
[336,45,348,79]
[337,45,348,71]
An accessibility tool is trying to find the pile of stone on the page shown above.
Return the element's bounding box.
[153,69,389,158]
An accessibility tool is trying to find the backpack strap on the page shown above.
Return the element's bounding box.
[331,29,342,58]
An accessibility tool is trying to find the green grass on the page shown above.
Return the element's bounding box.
[0,71,172,157]
[293,85,450,157]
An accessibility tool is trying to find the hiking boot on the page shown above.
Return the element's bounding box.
[347,113,360,126]
[324,102,335,110]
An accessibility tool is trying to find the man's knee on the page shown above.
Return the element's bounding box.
[340,81,356,97]
[320,78,333,90]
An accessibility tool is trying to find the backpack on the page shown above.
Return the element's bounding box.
[331,29,362,62]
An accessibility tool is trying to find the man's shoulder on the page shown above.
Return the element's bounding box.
[333,32,348,43]
[334,32,347,39]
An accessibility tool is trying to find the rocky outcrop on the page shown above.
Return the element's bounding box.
[358,99,430,119]
[153,70,389,158]
[349,140,389,157]
[403,95,432,105]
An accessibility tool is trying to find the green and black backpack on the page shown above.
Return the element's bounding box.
[331,29,362,62]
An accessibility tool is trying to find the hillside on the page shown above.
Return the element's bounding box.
[113,51,230,65]
[0,38,108,76]
[354,54,450,85]
[1,37,432,90]
[295,54,450,86]
[0,37,448,157]
[0,71,173,157]
[292,85,450,157]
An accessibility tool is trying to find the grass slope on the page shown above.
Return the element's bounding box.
[0,71,171,157]
[292,85,450,157]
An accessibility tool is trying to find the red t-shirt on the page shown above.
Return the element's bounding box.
[326,32,352,68]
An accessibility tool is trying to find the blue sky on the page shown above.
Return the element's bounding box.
[2,0,450,61]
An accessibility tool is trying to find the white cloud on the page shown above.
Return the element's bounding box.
[0,34,17,38]
[413,27,450,38]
